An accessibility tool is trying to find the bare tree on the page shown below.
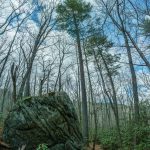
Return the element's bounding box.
[11,63,18,103]
[18,1,57,98]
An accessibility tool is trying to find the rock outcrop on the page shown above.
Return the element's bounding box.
[2,92,82,150]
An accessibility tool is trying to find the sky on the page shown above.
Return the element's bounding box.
[1,0,150,100]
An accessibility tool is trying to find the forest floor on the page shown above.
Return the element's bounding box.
[0,127,2,133]
[87,143,102,150]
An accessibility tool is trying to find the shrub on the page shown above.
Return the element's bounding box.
[97,123,150,150]
[121,123,150,149]
[98,128,119,150]
[36,144,48,150]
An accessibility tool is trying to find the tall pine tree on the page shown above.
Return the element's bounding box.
[56,0,92,144]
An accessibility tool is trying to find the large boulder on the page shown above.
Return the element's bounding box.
[2,92,83,150]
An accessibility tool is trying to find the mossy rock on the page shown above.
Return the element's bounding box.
[2,92,83,150]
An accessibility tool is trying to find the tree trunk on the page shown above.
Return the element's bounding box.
[83,44,97,150]
[24,71,31,97]
[92,48,122,145]
[11,63,18,103]
[73,14,89,144]
[123,34,140,123]
[100,52,122,144]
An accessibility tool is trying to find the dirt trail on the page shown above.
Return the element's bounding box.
[0,127,3,138]
[87,143,102,150]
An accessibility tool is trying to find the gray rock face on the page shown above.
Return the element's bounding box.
[2,92,83,150]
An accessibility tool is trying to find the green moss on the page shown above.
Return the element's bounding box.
[15,96,32,107]
[23,96,32,101]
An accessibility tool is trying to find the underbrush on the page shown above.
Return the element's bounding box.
[98,128,119,150]
[37,144,48,150]
[97,124,150,150]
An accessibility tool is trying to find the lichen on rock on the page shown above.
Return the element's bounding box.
[2,92,83,150]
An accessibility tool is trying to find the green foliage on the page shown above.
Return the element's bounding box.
[142,20,150,36]
[85,33,120,76]
[56,0,92,36]
[121,123,150,150]
[139,100,150,125]
[102,53,120,76]
[86,34,113,50]
[98,128,119,150]
[36,144,48,150]
[98,124,150,150]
